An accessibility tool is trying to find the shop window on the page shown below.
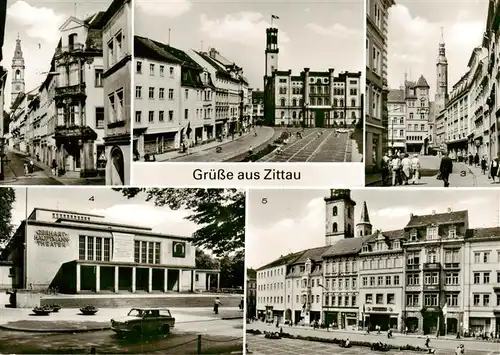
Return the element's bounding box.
[173,241,186,258]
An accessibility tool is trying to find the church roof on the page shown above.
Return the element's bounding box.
[359,201,370,224]
[416,75,430,88]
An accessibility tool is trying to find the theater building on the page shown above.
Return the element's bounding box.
[1,208,220,294]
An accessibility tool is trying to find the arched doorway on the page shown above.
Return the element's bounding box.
[285,309,292,323]
[110,146,124,185]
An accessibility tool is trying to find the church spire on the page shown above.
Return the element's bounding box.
[11,36,26,105]
[356,201,372,237]
[360,201,370,224]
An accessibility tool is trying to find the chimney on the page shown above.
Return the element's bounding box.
[447,207,452,213]
[410,213,413,218]
[432,210,436,215]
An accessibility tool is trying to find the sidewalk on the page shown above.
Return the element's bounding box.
[0,307,242,332]
[7,148,105,185]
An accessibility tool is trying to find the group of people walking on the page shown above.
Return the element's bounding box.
[381,152,421,186]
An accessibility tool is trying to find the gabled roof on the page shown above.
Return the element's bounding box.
[322,236,370,257]
[405,210,468,229]
[388,89,404,102]
[291,246,330,264]
[84,11,106,29]
[364,229,405,243]
[134,36,201,70]
[415,75,430,88]
[256,251,303,271]
[467,227,500,241]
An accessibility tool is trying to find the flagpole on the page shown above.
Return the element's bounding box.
[271,15,273,28]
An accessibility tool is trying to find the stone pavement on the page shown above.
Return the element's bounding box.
[156,126,275,162]
[0,307,242,332]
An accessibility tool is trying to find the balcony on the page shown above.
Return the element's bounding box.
[54,125,97,141]
[423,263,441,271]
[54,84,87,106]
[423,283,440,292]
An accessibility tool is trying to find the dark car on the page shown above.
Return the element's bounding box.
[111,308,175,338]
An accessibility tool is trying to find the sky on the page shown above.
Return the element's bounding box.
[246,189,500,269]
[387,0,489,97]
[1,0,113,112]
[135,0,364,90]
[5,187,198,243]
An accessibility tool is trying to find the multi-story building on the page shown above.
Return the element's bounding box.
[52,13,105,178]
[263,27,361,128]
[444,73,470,158]
[247,268,257,318]
[463,227,500,335]
[256,256,289,322]
[404,75,431,154]
[359,229,404,331]
[189,48,250,140]
[468,47,489,157]
[485,0,499,160]
[101,0,132,185]
[387,89,405,151]
[402,209,467,335]
[365,0,396,169]
[251,89,264,125]
[435,110,446,151]
[133,37,215,157]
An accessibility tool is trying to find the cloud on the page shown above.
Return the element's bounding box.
[136,0,192,18]
[199,12,291,46]
[306,23,360,38]
[90,204,190,230]
[7,1,65,43]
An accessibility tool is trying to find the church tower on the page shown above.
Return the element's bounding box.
[324,189,356,246]
[11,36,25,105]
[265,27,279,77]
[356,201,372,237]
[435,28,448,114]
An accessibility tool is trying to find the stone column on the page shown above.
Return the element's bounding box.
[131,267,136,293]
[95,265,100,293]
[329,68,335,127]
[148,268,152,293]
[114,266,119,293]
[76,264,81,293]
[217,273,220,290]
[207,274,211,291]
[163,268,168,293]
[191,270,194,292]
[178,270,183,292]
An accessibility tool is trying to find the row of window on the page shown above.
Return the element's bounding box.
[473,271,500,285]
[136,86,213,101]
[278,86,358,96]
[135,107,214,124]
[360,257,403,270]
[361,240,401,253]
[134,240,161,264]
[137,61,174,78]
[362,275,401,287]
[53,213,91,221]
[78,236,111,261]
[365,293,395,305]
[278,97,358,107]
[258,268,284,279]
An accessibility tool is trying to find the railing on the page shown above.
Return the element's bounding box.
[407,264,420,270]
[55,83,86,98]
[423,283,440,291]
[423,262,441,270]
[443,262,460,269]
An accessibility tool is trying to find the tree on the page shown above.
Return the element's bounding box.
[0,188,16,244]
[219,252,244,288]
[115,188,245,257]
[195,248,219,269]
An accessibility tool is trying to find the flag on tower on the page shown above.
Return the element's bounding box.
[271,15,279,19]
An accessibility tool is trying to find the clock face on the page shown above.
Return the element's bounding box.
[15,85,20,91]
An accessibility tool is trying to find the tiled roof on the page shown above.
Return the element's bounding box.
[416,75,430,88]
[292,246,330,264]
[256,251,303,271]
[364,229,405,243]
[467,227,500,241]
[388,89,404,102]
[134,36,181,65]
[359,201,370,224]
[322,236,370,257]
[84,11,105,28]
[406,210,468,228]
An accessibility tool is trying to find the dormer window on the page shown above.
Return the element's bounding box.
[449,226,456,238]
[409,231,418,241]
[393,241,400,249]
[362,245,369,252]
[427,226,438,240]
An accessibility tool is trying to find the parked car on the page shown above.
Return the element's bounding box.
[111,308,175,338]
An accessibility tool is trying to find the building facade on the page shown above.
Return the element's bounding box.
[0,208,219,294]
[404,75,431,154]
[263,27,361,128]
[247,268,257,318]
[365,0,395,169]
[101,0,132,185]
[387,89,406,151]
[251,89,264,125]
[443,73,470,158]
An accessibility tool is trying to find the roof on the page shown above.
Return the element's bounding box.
[247,268,257,279]
[416,75,430,88]
[56,218,152,231]
[359,201,370,224]
[388,89,404,102]
[99,0,130,28]
[291,246,330,264]
[256,251,303,271]
[322,236,370,257]
[135,36,198,68]
[31,207,104,218]
[406,210,468,228]
[84,11,105,28]
[467,227,500,241]
[364,229,405,243]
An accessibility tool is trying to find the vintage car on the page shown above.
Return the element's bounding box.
[111,308,175,338]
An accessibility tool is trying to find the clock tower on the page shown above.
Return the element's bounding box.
[324,189,356,246]
[11,35,25,106]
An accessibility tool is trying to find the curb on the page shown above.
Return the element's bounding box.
[0,323,110,333]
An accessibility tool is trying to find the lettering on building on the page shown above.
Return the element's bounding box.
[34,230,70,247]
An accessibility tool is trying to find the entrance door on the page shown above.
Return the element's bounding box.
[315,110,325,128]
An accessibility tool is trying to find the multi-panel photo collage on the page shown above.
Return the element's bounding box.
[0,0,498,354]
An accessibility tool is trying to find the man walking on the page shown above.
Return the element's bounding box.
[439,152,453,187]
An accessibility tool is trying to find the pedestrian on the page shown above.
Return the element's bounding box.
[29,160,34,174]
[425,336,430,348]
[482,155,488,175]
[405,326,408,335]
[468,153,473,166]
[381,153,390,185]
[51,159,58,176]
[474,152,480,167]
[213,297,222,315]
[401,153,411,185]
[490,157,499,183]
[411,154,420,184]
[391,155,401,186]
[24,162,28,176]
[439,152,453,187]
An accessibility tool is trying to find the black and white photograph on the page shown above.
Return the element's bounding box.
[0,187,244,354]
[133,0,364,164]
[0,0,131,186]
[246,188,500,354]
[366,0,500,188]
